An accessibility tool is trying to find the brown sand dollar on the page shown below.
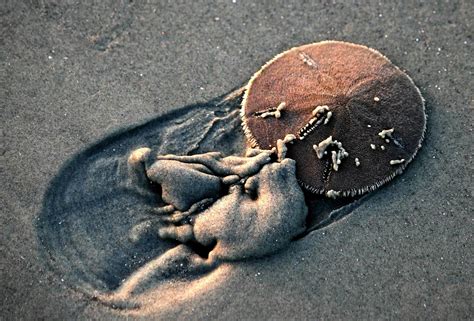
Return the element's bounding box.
[241,41,426,197]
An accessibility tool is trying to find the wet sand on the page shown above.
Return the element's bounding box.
[1,1,472,320]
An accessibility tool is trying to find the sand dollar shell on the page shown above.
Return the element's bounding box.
[241,41,426,197]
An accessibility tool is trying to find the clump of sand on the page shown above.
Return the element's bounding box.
[99,141,307,310]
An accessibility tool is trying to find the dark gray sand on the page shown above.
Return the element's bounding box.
[1,1,473,320]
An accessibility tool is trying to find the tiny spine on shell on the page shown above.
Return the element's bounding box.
[370,144,376,150]
[390,159,405,165]
[380,145,386,150]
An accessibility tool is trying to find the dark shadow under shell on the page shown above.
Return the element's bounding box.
[242,41,426,197]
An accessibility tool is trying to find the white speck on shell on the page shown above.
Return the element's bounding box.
[378,128,394,139]
[390,159,405,165]
[326,190,341,199]
[355,158,360,167]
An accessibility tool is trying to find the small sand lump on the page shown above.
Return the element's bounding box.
[312,136,348,171]
[326,189,341,199]
[355,158,360,167]
[378,128,394,139]
[241,41,426,197]
[390,159,405,165]
[298,105,332,139]
[255,102,286,119]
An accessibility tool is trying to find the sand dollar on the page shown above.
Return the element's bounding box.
[241,41,426,197]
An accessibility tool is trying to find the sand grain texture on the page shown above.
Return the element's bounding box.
[1,1,472,320]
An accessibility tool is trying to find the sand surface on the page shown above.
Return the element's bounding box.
[1,1,472,320]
